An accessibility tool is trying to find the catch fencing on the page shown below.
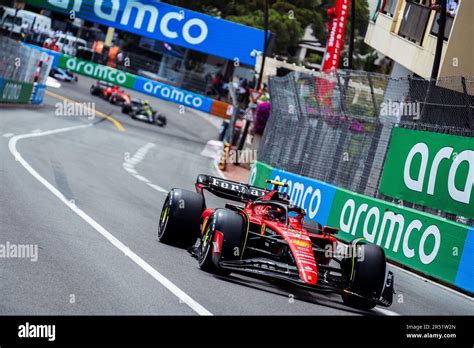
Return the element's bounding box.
[0,36,51,85]
[0,36,52,104]
[258,70,473,223]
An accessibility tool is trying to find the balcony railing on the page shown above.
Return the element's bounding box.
[430,13,454,40]
[381,0,398,17]
[398,1,431,45]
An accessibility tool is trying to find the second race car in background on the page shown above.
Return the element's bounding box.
[157,175,394,311]
[49,67,78,82]
[90,81,131,106]
[122,98,167,127]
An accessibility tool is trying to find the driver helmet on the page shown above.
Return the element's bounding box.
[265,206,285,222]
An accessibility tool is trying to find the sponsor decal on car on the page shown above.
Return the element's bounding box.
[293,240,311,248]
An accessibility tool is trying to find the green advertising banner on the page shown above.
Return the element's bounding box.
[0,80,34,104]
[57,55,136,89]
[248,161,274,188]
[326,188,468,285]
[380,127,474,219]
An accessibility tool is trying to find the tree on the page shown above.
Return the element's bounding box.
[164,0,381,72]
[164,0,325,57]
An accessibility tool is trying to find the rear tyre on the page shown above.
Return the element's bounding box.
[341,241,386,310]
[122,104,131,114]
[90,85,99,95]
[198,209,244,275]
[158,189,204,247]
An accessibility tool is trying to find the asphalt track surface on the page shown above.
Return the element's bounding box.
[0,75,473,316]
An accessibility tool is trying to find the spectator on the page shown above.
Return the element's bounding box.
[447,0,459,17]
[211,73,224,100]
[253,101,270,135]
[430,0,459,17]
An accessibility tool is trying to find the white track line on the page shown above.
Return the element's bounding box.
[9,125,212,316]
[122,143,168,193]
[374,307,399,316]
[213,158,226,179]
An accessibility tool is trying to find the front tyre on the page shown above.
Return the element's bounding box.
[158,189,204,247]
[198,209,244,274]
[341,241,387,310]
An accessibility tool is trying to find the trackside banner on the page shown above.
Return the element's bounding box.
[58,55,136,88]
[249,161,274,189]
[133,76,213,113]
[251,161,473,294]
[380,127,474,219]
[0,79,35,104]
[24,0,266,66]
[56,54,213,113]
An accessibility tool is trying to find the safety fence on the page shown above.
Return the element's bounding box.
[0,36,52,104]
[258,71,473,224]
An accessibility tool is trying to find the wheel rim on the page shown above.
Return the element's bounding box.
[198,221,213,266]
[158,196,170,239]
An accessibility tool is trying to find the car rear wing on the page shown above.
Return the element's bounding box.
[195,174,266,202]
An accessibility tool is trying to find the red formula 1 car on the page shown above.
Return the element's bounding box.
[90,81,131,105]
[158,175,394,310]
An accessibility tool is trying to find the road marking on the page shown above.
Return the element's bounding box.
[146,183,167,193]
[213,158,226,179]
[9,126,212,316]
[3,133,14,138]
[122,143,168,193]
[135,175,150,183]
[389,263,473,302]
[45,90,125,132]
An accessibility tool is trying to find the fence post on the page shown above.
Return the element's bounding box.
[461,76,473,129]
[327,73,349,183]
[357,73,383,195]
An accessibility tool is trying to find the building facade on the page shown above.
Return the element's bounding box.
[365,0,473,79]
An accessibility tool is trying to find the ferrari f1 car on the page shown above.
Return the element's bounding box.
[158,175,394,310]
[90,81,131,105]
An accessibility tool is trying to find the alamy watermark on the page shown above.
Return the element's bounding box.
[0,242,38,262]
[220,148,258,165]
[55,100,95,120]
[324,242,365,261]
[380,100,421,120]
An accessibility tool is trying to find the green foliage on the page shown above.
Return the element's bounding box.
[164,0,381,72]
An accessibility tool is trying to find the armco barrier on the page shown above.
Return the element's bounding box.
[31,83,47,105]
[249,161,474,294]
[25,45,231,115]
[52,52,227,115]
[57,55,136,88]
[133,76,213,113]
[0,79,35,104]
